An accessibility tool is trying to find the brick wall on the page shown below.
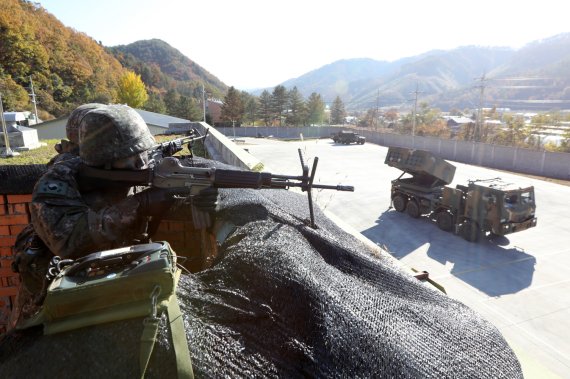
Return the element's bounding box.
[0,194,32,334]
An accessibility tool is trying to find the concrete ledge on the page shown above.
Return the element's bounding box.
[192,122,265,171]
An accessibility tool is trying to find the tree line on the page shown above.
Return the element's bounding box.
[220,85,348,127]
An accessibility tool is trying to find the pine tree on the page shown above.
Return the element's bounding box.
[221,86,244,125]
[306,92,325,126]
[259,90,272,126]
[271,85,287,126]
[286,87,305,126]
[330,96,346,125]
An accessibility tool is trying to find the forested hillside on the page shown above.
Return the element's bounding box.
[0,0,125,118]
[108,39,226,99]
[0,0,228,120]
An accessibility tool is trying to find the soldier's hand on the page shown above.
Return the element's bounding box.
[193,187,219,213]
[135,188,186,216]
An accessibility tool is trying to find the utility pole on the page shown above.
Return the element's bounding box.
[29,75,39,124]
[474,73,487,142]
[1,93,17,158]
[202,84,206,123]
[410,83,423,136]
[375,89,380,131]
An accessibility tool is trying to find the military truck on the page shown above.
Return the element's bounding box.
[385,147,537,242]
[331,130,366,145]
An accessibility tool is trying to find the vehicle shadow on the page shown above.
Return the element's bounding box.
[361,210,536,297]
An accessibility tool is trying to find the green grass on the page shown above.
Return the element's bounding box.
[0,135,204,166]
[0,139,61,165]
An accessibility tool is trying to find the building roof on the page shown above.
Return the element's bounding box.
[2,112,28,122]
[134,109,191,128]
[446,116,474,124]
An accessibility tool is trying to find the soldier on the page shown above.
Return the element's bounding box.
[11,104,216,327]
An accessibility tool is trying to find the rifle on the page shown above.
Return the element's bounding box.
[80,147,354,229]
[147,128,208,163]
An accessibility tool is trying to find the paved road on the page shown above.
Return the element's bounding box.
[240,136,570,378]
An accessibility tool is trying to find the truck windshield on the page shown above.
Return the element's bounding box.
[505,191,533,205]
[520,191,534,204]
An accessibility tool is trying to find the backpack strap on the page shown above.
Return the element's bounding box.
[139,270,194,379]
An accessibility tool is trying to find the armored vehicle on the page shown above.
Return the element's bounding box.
[331,130,366,145]
[385,147,537,242]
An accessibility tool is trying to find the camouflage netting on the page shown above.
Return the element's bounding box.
[0,158,522,378]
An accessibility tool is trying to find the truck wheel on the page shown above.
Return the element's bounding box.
[460,221,480,242]
[406,200,421,218]
[393,195,406,212]
[436,211,453,232]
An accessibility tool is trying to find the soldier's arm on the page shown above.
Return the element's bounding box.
[29,161,147,259]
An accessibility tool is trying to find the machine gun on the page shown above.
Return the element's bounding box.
[79,148,353,229]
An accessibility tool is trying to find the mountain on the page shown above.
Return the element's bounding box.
[263,35,570,111]
[108,39,227,99]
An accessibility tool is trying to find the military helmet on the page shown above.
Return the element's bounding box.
[79,104,156,167]
[66,103,105,144]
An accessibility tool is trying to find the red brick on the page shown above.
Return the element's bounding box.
[0,195,5,204]
[0,214,30,226]
[0,259,14,268]
[0,206,6,216]
[0,226,9,236]
[0,287,18,296]
[0,236,16,247]
[6,194,33,203]
[9,224,26,236]
[8,203,28,215]
[0,246,13,256]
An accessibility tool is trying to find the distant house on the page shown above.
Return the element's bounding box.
[204,98,223,126]
[2,111,41,131]
[31,108,192,140]
[445,116,474,133]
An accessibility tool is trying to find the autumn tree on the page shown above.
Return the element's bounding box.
[143,92,167,114]
[305,92,325,126]
[491,114,529,147]
[384,108,399,128]
[361,109,377,127]
[221,86,244,125]
[330,96,346,124]
[117,71,148,108]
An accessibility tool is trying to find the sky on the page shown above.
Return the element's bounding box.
[37,0,570,90]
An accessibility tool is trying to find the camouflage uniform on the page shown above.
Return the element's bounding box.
[31,104,155,258]
[30,157,149,259]
[11,104,154,328]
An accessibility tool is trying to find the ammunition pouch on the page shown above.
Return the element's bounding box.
[12,224,53,297]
